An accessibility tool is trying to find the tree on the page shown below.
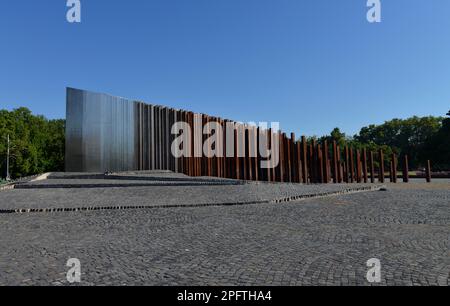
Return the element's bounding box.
[355,116,443,169]
[0,108,65,179]
[421,111,450,170]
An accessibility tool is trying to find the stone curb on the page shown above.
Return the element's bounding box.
[14,181,244,189]
[0,173,46,192]
[0,184,15,191]
[0,185,384,215]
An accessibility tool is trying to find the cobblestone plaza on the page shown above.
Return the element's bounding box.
[0,173,448,286]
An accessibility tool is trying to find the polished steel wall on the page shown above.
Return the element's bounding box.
[66,88,180,173]
[66,88,137,172]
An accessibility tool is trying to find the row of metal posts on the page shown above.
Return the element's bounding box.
[134,106,432,184]
[176,114,433,184]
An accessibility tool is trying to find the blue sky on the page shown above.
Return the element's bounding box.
[1,0,449,137]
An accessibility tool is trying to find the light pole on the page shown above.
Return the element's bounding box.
[6,134,10,181]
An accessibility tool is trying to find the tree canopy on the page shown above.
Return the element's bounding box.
[0,108,65,179]
[312,112,448,170]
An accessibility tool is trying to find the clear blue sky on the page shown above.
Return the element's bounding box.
[1,0,449,137]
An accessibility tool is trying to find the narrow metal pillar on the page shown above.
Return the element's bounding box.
[332,141,338,183]
[426,160,432,183]
[379,149,385,183]
[301,136,308,184]
[403,155,409,183]
[349,148,355,183]
[369,151,375,183]
[362,148,368,183]
[392,153,397,183]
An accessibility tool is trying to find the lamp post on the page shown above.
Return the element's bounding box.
[6,134,10,181]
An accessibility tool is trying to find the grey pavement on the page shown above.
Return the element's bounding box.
[0,177,448,286]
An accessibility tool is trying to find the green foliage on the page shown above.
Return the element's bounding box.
[355,116,443,168]
[0,108,65,179]
[420,113,450,170]
[316,113,448,171]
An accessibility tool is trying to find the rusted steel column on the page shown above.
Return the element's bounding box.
[378,149,385,183]
[193,114,199,177]
[180,111,185,175]
[162,107,166,171]
[296,141,302,183]
[301,136,308,184]
[245,127,251,181]
[369,151,375,183]
[327,159,331,183]
[309,143,314,183]
[426,160,432,183]
[322,140,329,183]
[215,118,220,178]
[223,119,229,178]
[210,116,215,177]
[185,111,190,176]
[317,144,324,183]
[313,140,318,183]
[285,134,291,182]
[255,127,260,181]
[219,119,222,178]
[349,148,355,183]
[205,115,211,177]
[275,131,280,182]
[224,120,228,178]
[389,160,394,183]
[290,134,296,182]
[234,124,240,180]
[274,132,280,182]
[332,141,338,183]
[285,134,289,182]
[196,112,200,177]
[336,145,342,183]
[250,126,256,181]
[181,110,185,175]
[290,133,297,183]
[287,134,295,183]
[344,146,349,183]
[219,119,225,178]
[278,132,285,182]
[266,128,272,182]
[362,149,368,183]
[241,125,247,180]
[271,129,276,182]
[358,150,363,183]
[392,153,397,183]
[402,155,409,183]
[356,150,362,183]
[201,115,206,176]
[241,124,247,180]
[222,119,226,178]
[283,132,288,182]
[184,112,189,175]
[189,112,194,176]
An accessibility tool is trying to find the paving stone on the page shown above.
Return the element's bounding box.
[0,181,448,286]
